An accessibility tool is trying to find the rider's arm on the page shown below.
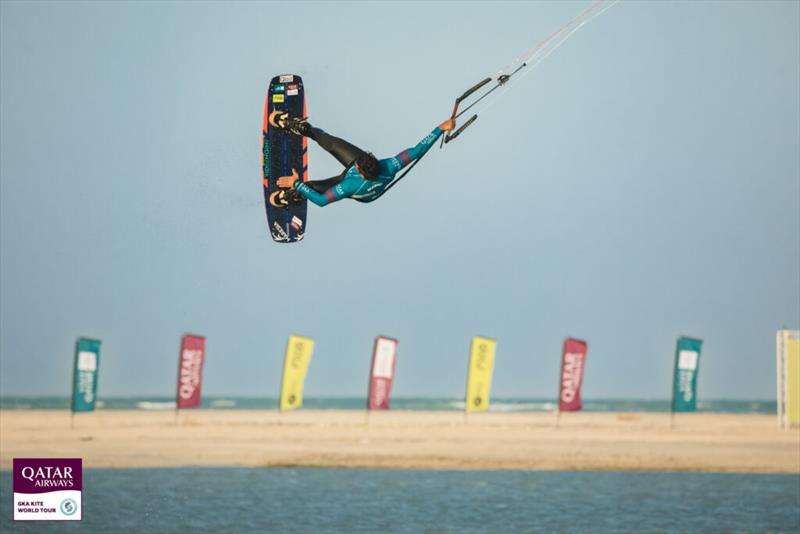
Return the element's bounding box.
[384,127,444,175]
[293,179,357,207]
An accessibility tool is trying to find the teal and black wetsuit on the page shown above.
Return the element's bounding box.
[292,126,443,206]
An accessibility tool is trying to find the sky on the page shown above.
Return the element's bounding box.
[1,1,798,400]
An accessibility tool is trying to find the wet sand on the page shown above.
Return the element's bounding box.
[1,410,798,472]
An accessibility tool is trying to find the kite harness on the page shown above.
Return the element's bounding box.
[372,0,619,200]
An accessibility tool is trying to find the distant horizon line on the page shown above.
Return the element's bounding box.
[0,395,777,402]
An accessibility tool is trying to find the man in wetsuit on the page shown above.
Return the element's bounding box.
[268,110,455,207]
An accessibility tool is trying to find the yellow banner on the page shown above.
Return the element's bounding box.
[280,335,314,411]
[465,336,496,413]
[787,334,800,426]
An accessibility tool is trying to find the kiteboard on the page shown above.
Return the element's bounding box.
[262,74,308,243]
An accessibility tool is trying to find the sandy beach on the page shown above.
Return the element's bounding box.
[1,410,798,473]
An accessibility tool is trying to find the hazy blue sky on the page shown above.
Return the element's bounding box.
[1,1,798,399]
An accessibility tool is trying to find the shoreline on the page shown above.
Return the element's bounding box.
[1,410,798,473]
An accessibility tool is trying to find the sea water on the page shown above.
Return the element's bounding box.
[1,469,798,533]
[0,396,779,414]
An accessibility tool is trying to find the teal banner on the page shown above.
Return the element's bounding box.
[71,338,101,413]
[671,337,702,412]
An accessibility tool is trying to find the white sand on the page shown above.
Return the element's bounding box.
[1,410,798,472]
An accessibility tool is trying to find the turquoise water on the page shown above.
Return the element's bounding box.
[1,469,798,533]
[0,396,778,414]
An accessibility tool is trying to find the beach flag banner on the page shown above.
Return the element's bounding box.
[367,336,398,410]
[671,336,703,413]
[465,336,496,413]
[176,334,206,409]
[777,330,800,429]
[558,338,588,412]
[71,338,100,413]
[280,335,314,411]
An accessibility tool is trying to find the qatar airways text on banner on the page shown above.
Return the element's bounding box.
[672,336,702,412]
[14,458,82,521]
[368,336,398,410]
[176,334,206,409]
[558,338,587,412]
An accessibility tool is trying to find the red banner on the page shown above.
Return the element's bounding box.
[367,336,398,410]
[176,334,206,409]
[558,337,587,412]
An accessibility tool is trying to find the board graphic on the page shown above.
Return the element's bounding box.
[262,74,308,243]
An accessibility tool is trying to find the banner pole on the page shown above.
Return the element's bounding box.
[670,340,677,431]
[555,339,566,428]
[556,341,562,430]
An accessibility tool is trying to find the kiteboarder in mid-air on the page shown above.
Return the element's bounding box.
[268,110,455,207]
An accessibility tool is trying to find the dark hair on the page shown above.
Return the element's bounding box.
[355,152,380,180]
